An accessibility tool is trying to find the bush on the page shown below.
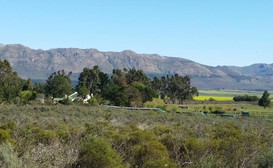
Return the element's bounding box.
[256,151,273,168]
[23,126,58,145]
[143,98,166,109]
[0,143,22,167]
[76,137,126,168]
[129,130,175,167]
[88,97,98,106]
[34,128,58,145]
[56,124,71,143]
[93,94,107,105]
[59,98,71,105]
[0,122,16,132]
[132,141,176,168]
[209,97,216,101]
[0,129,14,144]
[19,91,37,104]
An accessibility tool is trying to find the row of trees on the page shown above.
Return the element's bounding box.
[75,67,157,106]
[73,66,199,106]
[0,59,199,106]
[1,59,271,108]
[152,74,198,104]
[232,91,271,108]
[233,95,259,102]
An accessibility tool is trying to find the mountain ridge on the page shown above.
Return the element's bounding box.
[0,43,273,90]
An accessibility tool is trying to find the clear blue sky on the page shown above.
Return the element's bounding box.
[1,0,273,66]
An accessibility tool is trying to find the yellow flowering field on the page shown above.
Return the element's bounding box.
[194,95,233,101]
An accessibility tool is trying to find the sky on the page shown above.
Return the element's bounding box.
[0,0,273,66]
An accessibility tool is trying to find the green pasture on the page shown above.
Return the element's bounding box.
[145,97,273,117]
[181,103,272,114]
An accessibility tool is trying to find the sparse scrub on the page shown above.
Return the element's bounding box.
[0,104,273,167]
[0,143,22,168]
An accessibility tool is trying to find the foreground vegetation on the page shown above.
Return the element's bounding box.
[1,104,273,167]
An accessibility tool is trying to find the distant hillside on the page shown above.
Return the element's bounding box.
[0,43,273,90]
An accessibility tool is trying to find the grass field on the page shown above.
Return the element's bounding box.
[144,97,273,115]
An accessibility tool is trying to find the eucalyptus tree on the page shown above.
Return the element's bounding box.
[45,70,72,98]
[0,59,21,102]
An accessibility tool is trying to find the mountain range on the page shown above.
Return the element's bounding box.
[0,43,273,90]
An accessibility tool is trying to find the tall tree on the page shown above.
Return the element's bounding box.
[168,75,198,104]
[258,90,271,109]
[125,68,149,85]
[98,71,110,97]
[22,78,33,91]
[76,66,105,97]
[111,69,127,86]
[0,59,21,102]
[103,69,127,106]
[45,70,72,98]
[105,68,155,106]
[151,77,163,97]
[152,74,198,104]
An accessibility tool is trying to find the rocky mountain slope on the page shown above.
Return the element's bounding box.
[0,44,273,90]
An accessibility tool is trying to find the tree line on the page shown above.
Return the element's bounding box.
[1,59,271,108]
[232,91,271,108]
[233,95,259,102]
[0,59,199,106]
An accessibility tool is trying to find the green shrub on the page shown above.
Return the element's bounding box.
[0,143,22,167]
[59,98,71,105]
[256,151,273,168]
[0,122,16,145]
[203,105,208,112]
[76,137,126,168]
[212,123,241,140]
[56,124,71,143]
[88,97,98,106]
[166,105,180,112]
[129,130,175,167]
[0,122,16,132]
[12,96,21,105]
[143,98,166,109]
[183,138,216,161]
[19,91,37,104]
[34,128,58,144]
[0,129,14,144]
[93,94,107,105]
[23,126,58,145]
